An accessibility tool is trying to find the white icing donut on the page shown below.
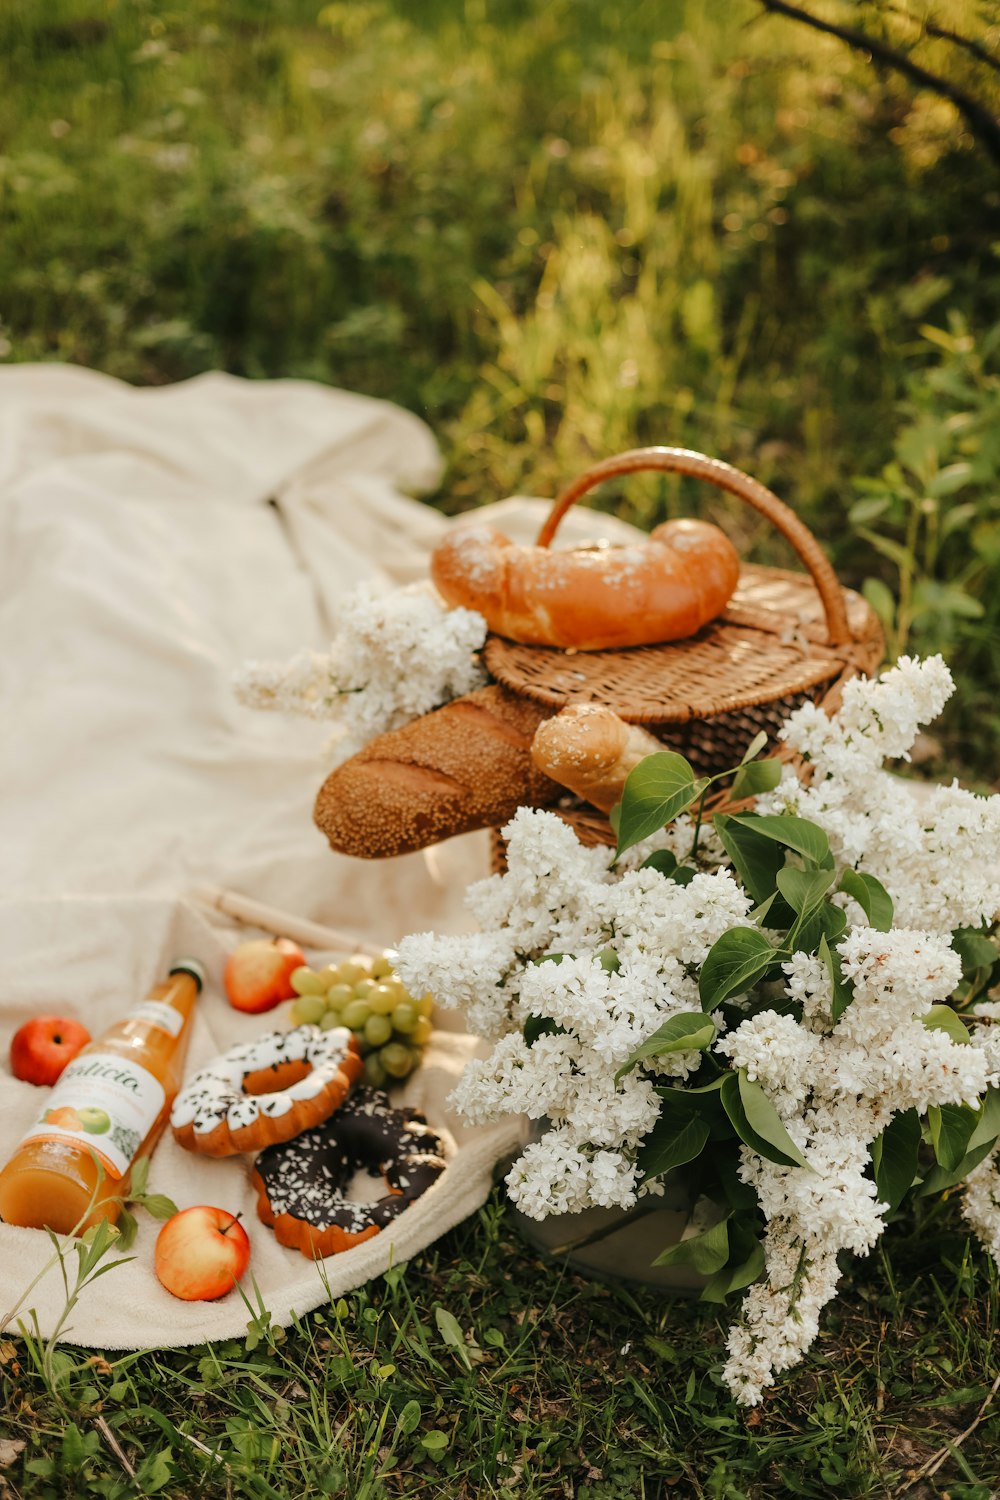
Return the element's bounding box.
[171,1024,362,1158]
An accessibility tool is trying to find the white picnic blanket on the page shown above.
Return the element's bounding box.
[0,365,643,1348]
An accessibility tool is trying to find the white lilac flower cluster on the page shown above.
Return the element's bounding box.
[397,809,753,1215]
[232,582,488,762]
[717,926,991,1405]
[756,655,1000,932]
[396,655,1000,1406]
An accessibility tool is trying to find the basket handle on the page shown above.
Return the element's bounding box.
[535,446,852,647]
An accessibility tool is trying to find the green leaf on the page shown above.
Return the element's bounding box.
[777,865,836,918]
[749,890,781,927]
[654,1077,731,1140]
[713,814,787,908]
[523,1015,566,1047]
[911,579,984,622]
[972,521,1000,564]
[917,1139,996,1197]
[857,525,920,574]
[434,1306,466,1344]
[615,752,705,857]
[928,1102,980,1171]
[712,1149,760,1212]
[130,1157,150,1198]
[870,1110,920,1213]
[115,1208,138,1253]
[723,1237,766,1294]
[730,758,782,801]
[138,1193,179,1221]
[653,1213,731,1274]
[728,814,831,868]
[953,927,998,975]
[818,934,855,1022]
[738,1071,811,1170]
[85,1255,136,1284]
[421,1430,450,1455]
[699,927,778,1010]
[76,1217,119,1276]
[62,1423,100,1468]
[700,1240,766,1303]
[721,1072,810,1171]
[641,849,677,876]
[818,901,848,946]
[640,850,699,887]
[134,1447,174,1495]
[637,1115,711,1181]
[777,867,837,953]
[967,1088,1000,1152]
[397,1400,422,1436]
[849,496,891,525]
[939,500,979,538]
[657,1073,729,1097]
[616,1012,717,1081]
[861,577,896,631]
[928,461,974,497]
[434,1306,473,1371]
[740,730,770,765]
[839,869,894,931]
[923,1005,970,1045]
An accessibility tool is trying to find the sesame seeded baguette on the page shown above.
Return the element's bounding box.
[313,685,562,858]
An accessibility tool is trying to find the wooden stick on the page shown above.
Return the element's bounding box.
[187,884,380,956]
[93,1415,136,1480]
[899,1369,1000,1489]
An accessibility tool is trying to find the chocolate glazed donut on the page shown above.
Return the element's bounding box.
[251,1087,447,1258]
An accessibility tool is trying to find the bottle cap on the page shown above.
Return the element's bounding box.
[169,958,206,992]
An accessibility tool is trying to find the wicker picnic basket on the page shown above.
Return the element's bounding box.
[487,445,885,863]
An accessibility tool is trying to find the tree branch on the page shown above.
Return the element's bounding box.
[759,0,1000,166]
[924,22,1000,75]
[886,3,1000,77]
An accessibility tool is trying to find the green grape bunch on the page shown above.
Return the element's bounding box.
[287,952,433,1088]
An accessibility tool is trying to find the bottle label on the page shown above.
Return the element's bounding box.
[17,1051,167,1180]
[126,999,184,1038]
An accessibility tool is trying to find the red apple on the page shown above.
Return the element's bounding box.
[10,1016,92,1086]
[154,1206,251,1301]
[223,937,307,1014]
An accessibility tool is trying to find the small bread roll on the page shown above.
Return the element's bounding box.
[531,704,664,813]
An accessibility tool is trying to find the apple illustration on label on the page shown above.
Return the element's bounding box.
[154,1206,251,1301]
[10,1017,92,1086]
[77,1107,111,1134]
[46,1105,83,1130]
[223,938,307,1014]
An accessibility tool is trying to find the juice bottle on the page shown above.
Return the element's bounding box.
[0,960,204,1236]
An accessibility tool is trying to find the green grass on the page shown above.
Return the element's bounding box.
[3,1192,1000,1499]
[2,5,1000,1494]
[0,0,994,486]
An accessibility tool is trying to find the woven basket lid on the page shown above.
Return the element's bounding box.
[482,447,884,727]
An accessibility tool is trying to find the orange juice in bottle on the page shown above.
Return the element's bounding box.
[0,960,204,1236]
